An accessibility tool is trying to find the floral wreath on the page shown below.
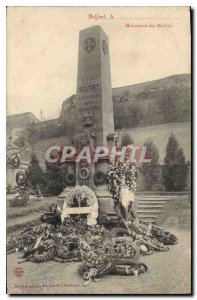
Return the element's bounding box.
[63,185,98,226]
[66,185,97,207]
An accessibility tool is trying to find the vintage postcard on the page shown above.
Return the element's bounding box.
[6,6,191,294]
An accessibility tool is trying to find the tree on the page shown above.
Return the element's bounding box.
[26,153,45,193]
[140,140,160,190]
[121,133,134,147]
[14,129,26,148]
[163,134,188,191]
[43,162,65,196]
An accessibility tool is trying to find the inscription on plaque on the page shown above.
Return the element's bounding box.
[80,75,98,84]
[79,84,100,93]
[78,94,101,101]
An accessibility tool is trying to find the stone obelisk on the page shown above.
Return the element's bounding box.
[75,25,115,145]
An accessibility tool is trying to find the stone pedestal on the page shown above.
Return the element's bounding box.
[95,185,112,200]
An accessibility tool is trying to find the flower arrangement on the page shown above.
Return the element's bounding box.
[65,185,97,207]
[64,185,98,225]
[106,145,137,203]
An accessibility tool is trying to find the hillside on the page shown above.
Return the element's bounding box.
[59,74,191,132]
[113,74,191,129]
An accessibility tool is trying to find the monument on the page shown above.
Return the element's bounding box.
[6,136,28,188]
[59,26,117,210]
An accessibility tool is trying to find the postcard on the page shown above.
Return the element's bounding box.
[6,6,191,294]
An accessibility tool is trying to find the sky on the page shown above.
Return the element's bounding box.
[7,6,191,120]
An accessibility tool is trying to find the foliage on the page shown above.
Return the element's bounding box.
[163,134,188,191]
[43,162,65,196]
[115,100,143,129]
[14,129,26,148]
[140,140,160,190]
[158,86,191,123]
[14,124,37,149]
[121,133,134,147]
[9,186,31,207]
[113,76,191,129]
[106,146,137,203]
[26,153,45,191]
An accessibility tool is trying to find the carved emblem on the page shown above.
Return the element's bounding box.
[82,110,94,127]
[83,38,96,52]
[77,129,95,149]
[79,167,91,180]
[102,40,108,55]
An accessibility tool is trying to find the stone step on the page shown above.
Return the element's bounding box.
[137,209,162,214]
[137,204,165,209]
[136,195,177,199]
[136,198,172,202]
[136,200,168,205]
[136,198,169,201]
[137,214,158,219]
[135,194,178,224]
[136,198,174,201]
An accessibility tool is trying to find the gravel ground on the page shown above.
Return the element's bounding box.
[7,228,191,295]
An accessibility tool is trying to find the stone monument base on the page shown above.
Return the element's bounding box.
[95,185,112,198]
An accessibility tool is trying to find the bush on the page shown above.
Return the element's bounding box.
[26,153,45,193]
[163,134,188,191]
[43,163,65,196]
[121,133,134,147]
[140,140,160,190]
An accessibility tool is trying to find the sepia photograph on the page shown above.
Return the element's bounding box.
[6,6,191,294]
